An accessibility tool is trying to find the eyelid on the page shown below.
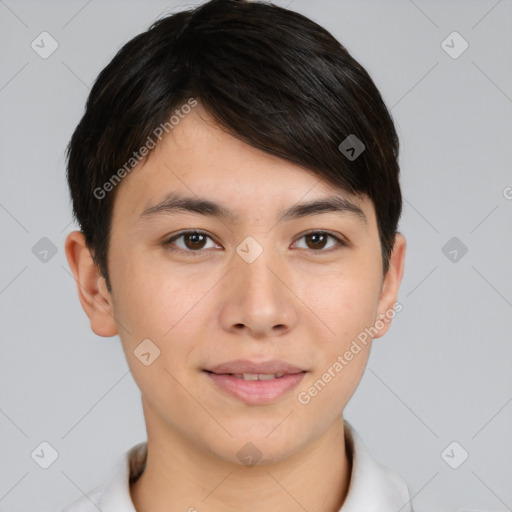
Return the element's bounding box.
[163,229,348,254]
[294,229,349,250]
[163,229,219,255]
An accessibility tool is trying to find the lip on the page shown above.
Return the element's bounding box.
[203,359,307,405]
[206,359,306,375]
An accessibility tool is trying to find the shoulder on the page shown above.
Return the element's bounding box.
[60,442,147,512]
[341,420,412,511]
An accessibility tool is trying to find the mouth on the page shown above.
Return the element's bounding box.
[204,371,290,380]
[202,359,307,405]
[204,359,306,375]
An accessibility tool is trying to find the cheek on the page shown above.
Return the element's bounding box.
[110,249,191,337]
[113,268,201,416]
[305,268,381,344]
[108,255,194,392]
[296,265,380,406]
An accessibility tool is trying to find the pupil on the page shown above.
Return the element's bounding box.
[308,233,325,249]
[188,233,204,249]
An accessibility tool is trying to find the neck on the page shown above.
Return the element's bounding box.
[131,413,351,512]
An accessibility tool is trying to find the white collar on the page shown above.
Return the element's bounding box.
[342,421,412,511]
[61,420,412,511]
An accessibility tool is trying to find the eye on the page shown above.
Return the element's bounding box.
[163,230,220,254]
[163,229,346,255]
[293,231,346,252]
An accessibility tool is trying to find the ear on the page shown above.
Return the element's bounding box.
[64,230,118,337]
[373,233,406,339]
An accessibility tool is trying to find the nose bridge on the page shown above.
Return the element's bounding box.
[236,234,282,304]
[222,233,296,335]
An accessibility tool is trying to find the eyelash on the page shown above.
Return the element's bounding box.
[162,229,347,256]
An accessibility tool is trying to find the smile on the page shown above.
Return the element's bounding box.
[203,370,307,405]
[230,373,285,380]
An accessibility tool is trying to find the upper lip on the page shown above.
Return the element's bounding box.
[205,359,306,375]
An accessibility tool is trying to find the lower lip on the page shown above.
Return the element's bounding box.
[204,371,307,405]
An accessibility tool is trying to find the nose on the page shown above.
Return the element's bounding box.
[218,245,298,339]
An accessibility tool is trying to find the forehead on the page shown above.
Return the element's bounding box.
[110,103,375,227]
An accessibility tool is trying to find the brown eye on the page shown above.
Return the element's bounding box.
[294,231,345,252]
[304,233,328,250]
[164,230,219,254]
[183,232,207,250]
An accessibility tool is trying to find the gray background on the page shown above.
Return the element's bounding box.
[0,0,511,511]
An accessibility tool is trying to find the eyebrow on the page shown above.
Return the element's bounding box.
[139,191,367,224]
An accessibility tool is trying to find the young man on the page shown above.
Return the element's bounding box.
[62,0,408,510]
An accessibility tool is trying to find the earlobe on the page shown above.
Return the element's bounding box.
[373,233,406,339]
[64,231,119,337]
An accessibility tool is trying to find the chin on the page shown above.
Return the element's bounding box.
[204,423,310,468]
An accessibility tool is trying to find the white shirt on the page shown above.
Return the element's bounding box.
[61,420,413,512]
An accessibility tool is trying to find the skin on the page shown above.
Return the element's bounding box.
[65,102,406,512]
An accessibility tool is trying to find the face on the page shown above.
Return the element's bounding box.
[67,102,405,466]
